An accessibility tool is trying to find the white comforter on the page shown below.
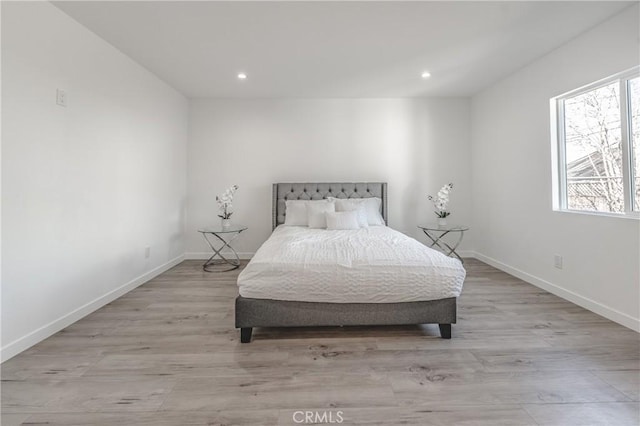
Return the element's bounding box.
[237,226,466,303]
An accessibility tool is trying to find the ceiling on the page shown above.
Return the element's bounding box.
[53,1,634,98]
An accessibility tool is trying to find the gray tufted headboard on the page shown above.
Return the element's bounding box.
[273,182,387,230]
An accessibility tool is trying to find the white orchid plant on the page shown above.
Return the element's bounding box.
[427,183,453,218]
[216,185,239,220]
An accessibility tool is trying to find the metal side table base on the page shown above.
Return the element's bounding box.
[418,224,469,263]
[198,225,247,272]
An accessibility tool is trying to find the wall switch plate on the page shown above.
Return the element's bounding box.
[145,246,151,259]
[56,89,67,107]
[554,255,563,269]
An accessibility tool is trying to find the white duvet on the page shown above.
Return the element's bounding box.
[237,226,466,303]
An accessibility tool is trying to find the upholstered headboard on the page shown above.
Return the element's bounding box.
[273,182,387,230]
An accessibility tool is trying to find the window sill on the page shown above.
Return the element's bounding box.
[553,209,640,220]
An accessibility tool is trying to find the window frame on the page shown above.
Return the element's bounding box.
[551,66,640,219]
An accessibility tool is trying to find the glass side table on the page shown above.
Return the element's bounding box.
[198,225,247,272]
[418,223,469,263]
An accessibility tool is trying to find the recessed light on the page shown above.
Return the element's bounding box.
[421,71,431,79]
[237,72,247,80]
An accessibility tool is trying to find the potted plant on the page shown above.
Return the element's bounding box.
[428,183,453,227]
[216,184,239,228]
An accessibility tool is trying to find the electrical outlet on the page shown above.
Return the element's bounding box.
[554,255,563,269]
[56,89,67,107]
[145,246,151,259]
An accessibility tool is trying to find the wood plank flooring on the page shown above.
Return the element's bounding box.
[2,259,638,425]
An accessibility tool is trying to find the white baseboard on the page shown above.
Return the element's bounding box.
[0,255,185,363]
[471,251,640,332]
[457,250,475,259]
[185,252,254,260]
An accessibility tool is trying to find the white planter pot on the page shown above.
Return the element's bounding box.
[221,218,232,228]
[437,217,447,227]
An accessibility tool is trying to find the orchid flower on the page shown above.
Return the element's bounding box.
[427,183,453,218]
[216,185,239,219]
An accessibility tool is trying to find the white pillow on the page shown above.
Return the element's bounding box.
[325,211,360,230]
[345,205,368,228]
[284,200,309,226]
[284,199,333,226]
[324,201,368,228]
[330,197,385,226]
[307,201,335,229]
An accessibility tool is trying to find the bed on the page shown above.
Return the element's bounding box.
[235,182,465,342]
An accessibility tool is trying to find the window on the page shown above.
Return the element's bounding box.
[553,68,640,216]
[630,76,640,210]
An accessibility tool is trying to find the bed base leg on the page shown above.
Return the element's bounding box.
[240,327,253,343]
[439,324,452,339]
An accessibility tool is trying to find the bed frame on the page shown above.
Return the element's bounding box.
[235,182,457,342]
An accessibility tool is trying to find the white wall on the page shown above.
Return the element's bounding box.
[471,5,640,331]
[1,2,189,361]
[187,98,471,257]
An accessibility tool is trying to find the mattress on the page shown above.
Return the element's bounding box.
[237,226,466,303]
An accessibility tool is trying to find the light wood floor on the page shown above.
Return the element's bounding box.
[2,259,639,425]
